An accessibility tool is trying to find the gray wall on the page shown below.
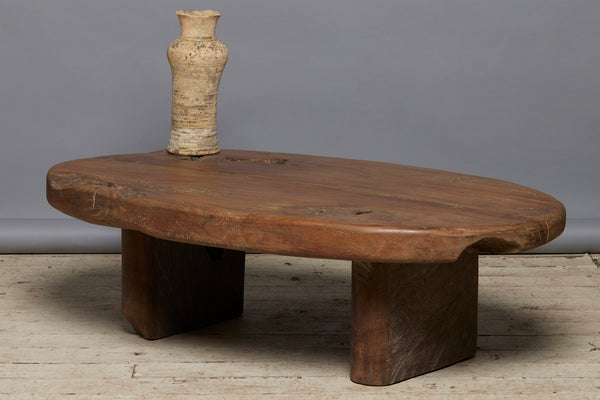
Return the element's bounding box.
[1,1,599,252]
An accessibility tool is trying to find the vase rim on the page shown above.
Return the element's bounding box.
[176,10,220,18]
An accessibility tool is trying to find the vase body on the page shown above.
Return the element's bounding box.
[167,10,228,156]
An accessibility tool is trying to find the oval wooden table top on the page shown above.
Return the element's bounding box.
[47,150,565,263]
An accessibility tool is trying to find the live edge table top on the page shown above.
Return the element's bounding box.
[47,150,565,263]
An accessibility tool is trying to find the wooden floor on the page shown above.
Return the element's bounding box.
[1,253,599,399]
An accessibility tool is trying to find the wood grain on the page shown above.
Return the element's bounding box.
[351,250,478,385]
[121,229,245,340]
[46,150,565,263]
[2,254,599,398]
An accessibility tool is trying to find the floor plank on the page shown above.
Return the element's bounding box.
[1,253,599,399]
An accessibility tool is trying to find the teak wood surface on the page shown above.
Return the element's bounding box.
[47,150,565,263]
[351,250,479,385]
[46,149,565,385]
[121,229,245,340]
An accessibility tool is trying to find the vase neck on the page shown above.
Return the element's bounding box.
[177,10,220,39]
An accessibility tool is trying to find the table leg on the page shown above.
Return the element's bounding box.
[351,250,478,385]
[121,229,245,340]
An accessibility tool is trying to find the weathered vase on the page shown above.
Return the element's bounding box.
[167,10,228,156]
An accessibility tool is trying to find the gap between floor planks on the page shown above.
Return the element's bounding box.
[0,253,599,399]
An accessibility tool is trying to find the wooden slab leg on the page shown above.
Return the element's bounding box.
[351,250,478,385]
[121,229,245,340]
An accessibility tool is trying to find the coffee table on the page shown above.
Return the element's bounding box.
[46,149,565,385]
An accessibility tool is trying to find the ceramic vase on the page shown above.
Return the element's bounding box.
[167,10,228,156]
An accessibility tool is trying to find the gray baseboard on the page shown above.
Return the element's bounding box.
[0,218,598,254]
[0,219,121,253]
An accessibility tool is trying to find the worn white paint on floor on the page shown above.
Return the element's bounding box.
[0,253,599,399]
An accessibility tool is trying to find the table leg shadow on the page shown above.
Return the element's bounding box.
[121,230,478,386]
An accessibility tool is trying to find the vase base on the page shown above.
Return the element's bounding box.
[167,128,220,156]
